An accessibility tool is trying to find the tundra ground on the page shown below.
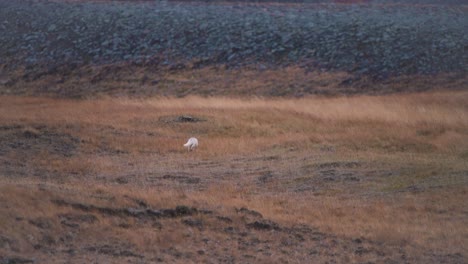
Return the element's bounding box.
[0,92,467,263]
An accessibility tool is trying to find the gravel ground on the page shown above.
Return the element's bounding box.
[0,0,466,79]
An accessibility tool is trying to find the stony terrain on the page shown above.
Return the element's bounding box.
[0,0,467,97]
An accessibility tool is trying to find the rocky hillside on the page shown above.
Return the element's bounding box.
[0,0,466,96]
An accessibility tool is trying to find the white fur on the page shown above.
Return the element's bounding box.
[183,137,198,151]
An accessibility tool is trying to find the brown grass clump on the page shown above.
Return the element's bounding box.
[0,91,467,263]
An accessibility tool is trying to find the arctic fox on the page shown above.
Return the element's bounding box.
[183,137,198,151]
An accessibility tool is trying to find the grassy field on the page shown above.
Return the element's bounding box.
[1,91,467,263]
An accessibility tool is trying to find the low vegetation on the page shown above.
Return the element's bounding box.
[0,0,466,262]
[1,91,467,263]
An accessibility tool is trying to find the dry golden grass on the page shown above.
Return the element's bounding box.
[1,91,467,262]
